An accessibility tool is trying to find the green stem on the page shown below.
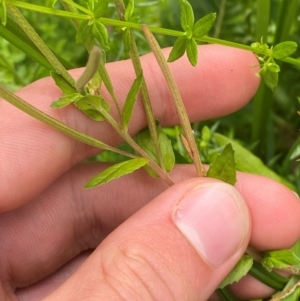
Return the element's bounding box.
[213,0,227,38]
[216,287,239,301]
[142,25,205,177]
[0,85,135,158]
[249,261,288,290]
[6,1,300,68]
[91,103,174,186]
[114,0,166,172]
[7,5,75,86]
[61,0,92,15]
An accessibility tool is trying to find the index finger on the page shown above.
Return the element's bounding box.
[0,45,260,211]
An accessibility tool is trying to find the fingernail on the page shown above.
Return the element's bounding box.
[172,182,249,266]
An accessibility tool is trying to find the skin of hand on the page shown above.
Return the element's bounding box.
[0,45,300,301]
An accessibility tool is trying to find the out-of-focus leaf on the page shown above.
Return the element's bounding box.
[92,22,110,51]
[213,133,295,190]
[124,0,134,21]
[122,72,143,129]
[180,0,194,32]
[75,95,110,121]
[207,143,236,185]
[135,126,175,176]
[84,158,148,188]
[192,12,216,38]
[262,249,300,273]
[51,71,77,95]
[167,37,187,63]
[51,93,82,108]
[0,0,7,26]
[76,20,92,44]
[273,41,298,59]
[219,255,253,288]
[201,126,211,142]
[271,276,300,301]
[186,38,198,66]
[94,0,110,18]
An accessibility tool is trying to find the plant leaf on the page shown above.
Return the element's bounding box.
[213,133,295,190]
[122,72,143,129]
[193,13,216,38]
[262,249,300,273]
[76,20,92,44]
[75,95,110,121]
[51,93,82,109]
[167,37,187,63]
[51,71,77,95]
[123,28,131,52]
[219,255,253,288]
[180,0,194,32]
[207,143,237,185]
[271,276,300,301]
[84,158,148,188]
[186,38,198,66]
[135,126,175,176]
[273,41,298,59]
[124,0,134,21]
[92,22,110,51]
[0,0,7,26]
[94,0,110,18]
[261,67,278,91]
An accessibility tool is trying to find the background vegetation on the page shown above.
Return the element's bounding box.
[1,0,300,191]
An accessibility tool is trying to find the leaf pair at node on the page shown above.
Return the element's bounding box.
[168,0,216,66]
[252,40,298,90]
[76,0,111,51]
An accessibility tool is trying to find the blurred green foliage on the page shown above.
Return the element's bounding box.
[1,0,300,191]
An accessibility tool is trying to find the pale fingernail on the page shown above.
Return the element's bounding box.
[172,183,250,266]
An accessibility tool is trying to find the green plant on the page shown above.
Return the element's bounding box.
[0,0,300,300]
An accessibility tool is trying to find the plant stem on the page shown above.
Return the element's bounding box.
[6,1,300,68]
[213,0,227,38]
[114,0,166,172]
[7,5,75,86]
[0,85,135,158]
[142,25,205,177]
[216,287,239,301]
[91,103,174,186]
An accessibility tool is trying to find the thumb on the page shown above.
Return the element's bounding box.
[44,178,251,301]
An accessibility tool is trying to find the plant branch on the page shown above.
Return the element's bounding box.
[142,25,205,177]
[0,85,135,158]
[114,0,166,172]
[90,103,174,186]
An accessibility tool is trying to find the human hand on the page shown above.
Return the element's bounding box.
[1,45,300,301]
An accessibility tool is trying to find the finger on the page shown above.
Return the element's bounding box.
[1,164,299,296]
[0,45,260,211]
[41,179,251,301]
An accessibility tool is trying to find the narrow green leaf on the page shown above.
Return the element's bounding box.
[124,0,134,21]
[123,28,131,52]
[76,20,92,44]
[51,72,77,95]
[51,93,82,109]
[84,158,148,188]
[201,126,211,143]
[186,38,198,66]
[219,255,253,288]
[207,143,236,185]
[75,95,110,121]
[273,41,298,59]
[213,133,295,190]
[92,22,110,51]
[273,276,300,301]
[180,0,194,32]
[167,37,187,63]
[0,0,7,26]
[261,67,278,91]
[262,249,300,272]
[135,126,175,176]
[94,0,110,18]
[193,13,216,38]
[122,72,143,129]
